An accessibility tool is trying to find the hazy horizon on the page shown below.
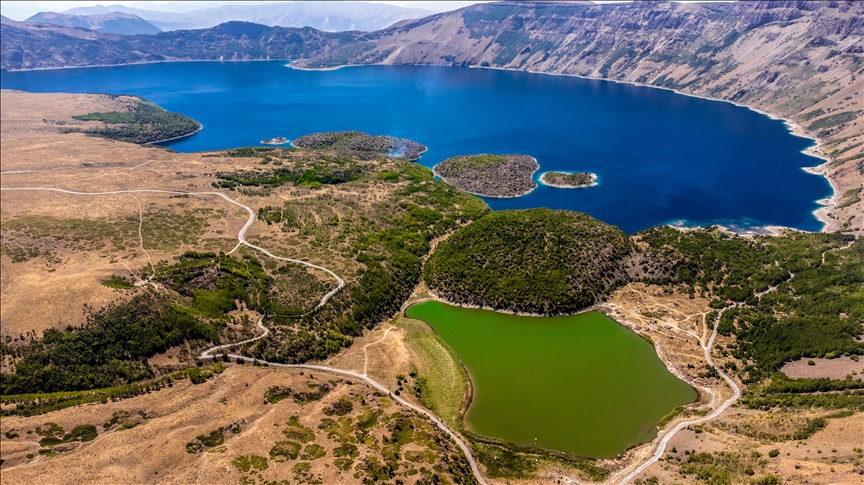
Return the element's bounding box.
[0,1,487,21]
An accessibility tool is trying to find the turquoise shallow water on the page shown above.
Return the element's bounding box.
[0,62,830,233]
[406,301,697,458]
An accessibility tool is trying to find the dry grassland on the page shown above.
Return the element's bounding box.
[0,365,474,485]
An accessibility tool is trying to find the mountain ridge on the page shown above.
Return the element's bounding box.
[62,1,432,33]
[25,11,161,35]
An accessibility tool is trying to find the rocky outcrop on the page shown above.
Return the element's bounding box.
[540,171,596,188]
[433,154,538,198]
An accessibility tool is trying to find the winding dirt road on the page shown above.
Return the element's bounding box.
[0,187,345,309]
[619,306,741,484]
[0,186,485,484]
[199,318,487,484]
[619,268,799,484]
[7,184,819,484]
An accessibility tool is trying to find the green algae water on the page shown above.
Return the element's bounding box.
[405,300,696,458]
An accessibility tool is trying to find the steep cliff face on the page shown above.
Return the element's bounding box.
[296,1,863,232]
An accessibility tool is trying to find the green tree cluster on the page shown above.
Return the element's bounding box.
[71,97,199,144]
[0,295,217,394]
[639,227,863,383]
[424,208,636,315]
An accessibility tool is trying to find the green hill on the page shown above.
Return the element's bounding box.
[70,96,200,144]
[424,208,636,315]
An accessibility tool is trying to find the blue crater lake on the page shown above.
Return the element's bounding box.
[1,61,830,233]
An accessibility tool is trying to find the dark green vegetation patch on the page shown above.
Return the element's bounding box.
[639,228,864,410]
[424,208,637,314]
[1,365,223,417]
[0,294,218,395]
[35,422,98,448]
[214,154,363,191]
[69,96,199,144]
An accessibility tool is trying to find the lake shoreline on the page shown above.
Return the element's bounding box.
[148,122,202,145]
[2,59,840,230]
[405,299,698,459]
[5,60,833,233]
[469,65,837,233]
[403,292,728,478]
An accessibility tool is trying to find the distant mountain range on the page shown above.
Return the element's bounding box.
[0,18,356,68]
[61,1,432,32]
[25,11,161,35]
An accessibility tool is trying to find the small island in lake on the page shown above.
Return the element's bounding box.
[261,136,289,145]
[292,130,427,160]
[433,154,539,198]
[540,171,597,188]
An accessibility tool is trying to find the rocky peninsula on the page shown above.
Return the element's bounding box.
[292,131,426,161]
[261,136,289,145]
[540,171,597,188]
[433,154,539,198]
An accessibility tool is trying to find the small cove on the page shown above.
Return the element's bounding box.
[0,61,831,234]
[405,300,697,458]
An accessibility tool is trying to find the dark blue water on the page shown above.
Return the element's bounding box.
[1,61,830,233]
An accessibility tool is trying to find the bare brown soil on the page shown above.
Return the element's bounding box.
[782,357,864,381]
[637,410,864,485]
[0,90,482,484]
[3,90,861,485]
[0,90,434,338]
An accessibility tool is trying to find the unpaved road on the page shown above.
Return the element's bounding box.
[0,187,345,309]
[619,268,799,484]
[200,318,488,485]
[0,186,485,484]
[618,306,741,484]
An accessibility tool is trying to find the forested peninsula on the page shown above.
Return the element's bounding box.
[68,95,200,144]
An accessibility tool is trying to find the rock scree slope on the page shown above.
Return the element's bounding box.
[433,154,539,198]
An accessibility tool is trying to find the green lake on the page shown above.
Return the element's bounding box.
[405,300,696,458]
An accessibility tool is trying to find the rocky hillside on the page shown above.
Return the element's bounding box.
[0,19,355,70]
[433,154,539,198]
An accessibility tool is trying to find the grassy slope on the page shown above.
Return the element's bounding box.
[400,314,468,430]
